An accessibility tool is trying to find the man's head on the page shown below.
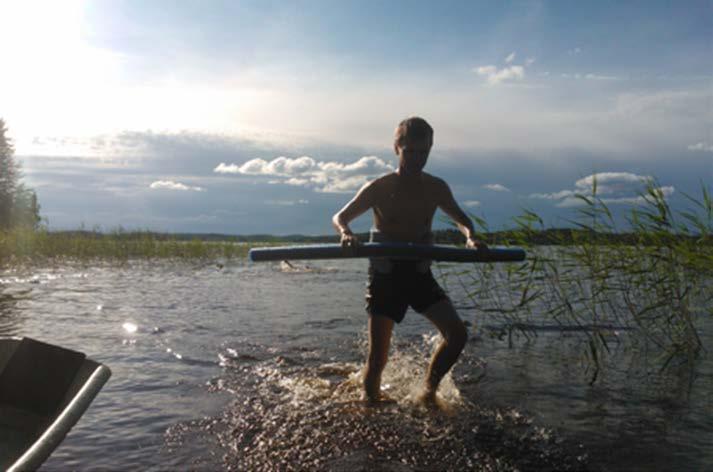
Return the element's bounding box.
[394,117,433,176]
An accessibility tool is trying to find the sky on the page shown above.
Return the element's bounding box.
[1,0,711,235]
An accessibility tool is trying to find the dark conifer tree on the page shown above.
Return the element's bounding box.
[0,118,18,229]
[0,119,41,229]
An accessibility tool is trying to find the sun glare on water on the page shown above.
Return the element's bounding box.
[122,322,138,334]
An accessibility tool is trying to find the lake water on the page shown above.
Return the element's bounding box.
[0,257,711,470]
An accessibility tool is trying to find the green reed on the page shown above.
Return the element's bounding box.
[439,180,712,383]
[0,227,252,266]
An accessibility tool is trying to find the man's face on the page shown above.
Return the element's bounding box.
[395,137,432,176]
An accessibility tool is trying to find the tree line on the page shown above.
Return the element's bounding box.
[0,118,41,230]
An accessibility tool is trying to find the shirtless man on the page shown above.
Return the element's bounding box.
[332,116,485,404]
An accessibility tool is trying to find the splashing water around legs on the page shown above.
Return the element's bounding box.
[363,314,395,403]
[210,331,587,471]
[362,298,468,408]
[418,299,469,408]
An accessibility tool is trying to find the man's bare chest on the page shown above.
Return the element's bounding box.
[373,185,438,225]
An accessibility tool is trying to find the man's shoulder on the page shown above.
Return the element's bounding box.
[357,172,396,198]
[376,172,398,182]
[422,172,448,188]
[368,172,397,188]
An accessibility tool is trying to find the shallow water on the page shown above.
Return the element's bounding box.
[0,258,710,470]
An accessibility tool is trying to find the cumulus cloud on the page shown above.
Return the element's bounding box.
[214,156,320,176]
[529,189,577,200]
[555,187,675,208]
[688,142,713,152]
[529,172,674,208]
[585,73,618,81]
[574,172,650,193]
[476,65,525,85]
[482,183,510,192]
[149,180,205,192]
[265,199,309,206]
[474,52,533,85]
[214,155,394,193]
[284,177,311,186]
[560,73,619,81]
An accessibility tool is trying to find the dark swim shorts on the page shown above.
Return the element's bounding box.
[365,260,448,323]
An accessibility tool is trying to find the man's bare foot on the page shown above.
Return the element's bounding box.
[414,388,442,409]
[360,391,397,405]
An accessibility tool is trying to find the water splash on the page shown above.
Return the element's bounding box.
[210,337,588,471]
[122,322,138,333]
[278,260,339,274]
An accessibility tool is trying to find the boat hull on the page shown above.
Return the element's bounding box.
[0,337,111,471]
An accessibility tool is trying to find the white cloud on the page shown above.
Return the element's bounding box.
[284,177,311,186]
[560,73,619,81]
[149,180,205,192]
[476,65,525,85]
[482,183,510,192]
[317,175,371,193]
[556,186,676,208]
[528,190,576,200]
[529,172,674,208]
[688,142,713,152]
[475,52,533,85]
[265,199,309,206]
[574,172,650,194]
[213,163,241,174]
[214,155,394,193]
[463,200,481,207]
[584,73,618,81]
[214,156,320,176]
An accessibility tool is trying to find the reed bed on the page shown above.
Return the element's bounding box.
[439,181,712,382]
[0,229,253,266]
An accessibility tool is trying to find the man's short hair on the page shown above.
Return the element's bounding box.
[394,117,434,147]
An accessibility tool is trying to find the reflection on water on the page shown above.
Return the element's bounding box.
[0,290,29,336]
[0,259,710,470]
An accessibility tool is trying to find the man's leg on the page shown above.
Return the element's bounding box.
[420,298,468,400]
[363,314,394,401]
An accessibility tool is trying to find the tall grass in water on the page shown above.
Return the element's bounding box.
[0,228,251,266]
[441,181,712,383]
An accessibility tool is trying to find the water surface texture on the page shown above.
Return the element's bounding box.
[0,258,710,470]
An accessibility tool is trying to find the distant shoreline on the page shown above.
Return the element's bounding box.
[45,228,713,246]
[2,227,710,267]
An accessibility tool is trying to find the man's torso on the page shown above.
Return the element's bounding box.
[370,172,444,242]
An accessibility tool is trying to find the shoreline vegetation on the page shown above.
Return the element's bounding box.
[0,224,710,266]
[1,226,710,266]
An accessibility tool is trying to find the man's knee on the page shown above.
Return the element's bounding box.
[448,321,468,351]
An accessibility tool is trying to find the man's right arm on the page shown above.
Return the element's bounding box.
[332,181,376,247]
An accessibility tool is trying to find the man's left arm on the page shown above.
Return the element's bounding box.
[437,181,487,249]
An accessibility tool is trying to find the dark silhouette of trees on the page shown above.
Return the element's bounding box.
[0,118,41,230]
